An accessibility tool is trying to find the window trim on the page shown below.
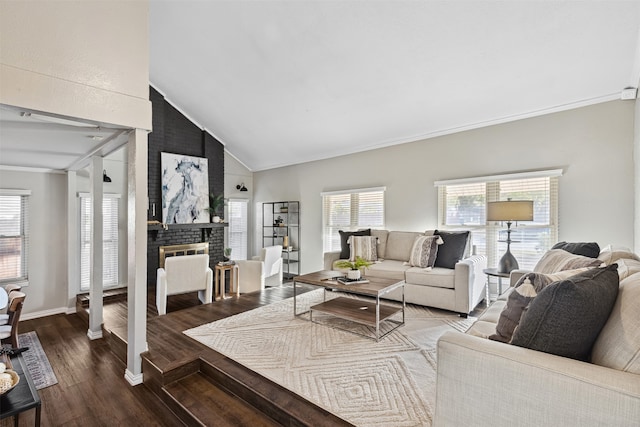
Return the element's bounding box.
[322,186,386,253]
[78,192,121,291]
[436,170,561,270]
[0,189,30,286]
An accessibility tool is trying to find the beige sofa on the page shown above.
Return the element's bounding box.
[434,246,640,426]
[323,229,487,316]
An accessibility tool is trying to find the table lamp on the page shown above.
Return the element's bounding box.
[487,200,534,273]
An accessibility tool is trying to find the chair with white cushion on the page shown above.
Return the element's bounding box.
[236,245,283,294]
[0,291,26,348]
[156,254,213,315]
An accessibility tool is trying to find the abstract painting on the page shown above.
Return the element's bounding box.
[161,152,209,224]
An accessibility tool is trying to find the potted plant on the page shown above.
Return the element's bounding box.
[208,193,225,223]
[223,247,232,261]
[335,256,372,280]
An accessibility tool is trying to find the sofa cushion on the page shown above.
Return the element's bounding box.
[371,229,389,259]
[385,231,424,261]
[405,267,455,289]
[434,230,470,269]
[533,249,602,273]
[510,264,619,361]
[616,258,640,281]
[488,268,588,343]
[338,229,370,259]
[348,236,378,262]
[597,244,640,265]
[551,241,600,258]
[408,235,443,268]
[364,260,409,281]
[591,272,640,374]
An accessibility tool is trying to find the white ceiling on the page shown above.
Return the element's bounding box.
[149,1,640,171]
[1,1,639,172]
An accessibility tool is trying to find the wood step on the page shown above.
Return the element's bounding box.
[76,288,128,307]
[163,372,280,427]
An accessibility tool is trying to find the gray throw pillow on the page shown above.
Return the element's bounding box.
[433,230,470,269]
[551,241,601,258]
[488,268,588,343]
[510,264,619,361]
[338,229,370,259]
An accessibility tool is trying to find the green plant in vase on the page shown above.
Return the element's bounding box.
[207,193,225,223]
[335,256,372,280]
[223,247,232,261]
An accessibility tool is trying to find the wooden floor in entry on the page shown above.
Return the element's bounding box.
[5,284,352,426]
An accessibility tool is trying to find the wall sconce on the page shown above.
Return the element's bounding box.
[236,183,248,192]
[103,170,112,183]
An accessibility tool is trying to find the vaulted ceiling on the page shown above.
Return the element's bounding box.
[149,1,640,172]
[1,1,639,173]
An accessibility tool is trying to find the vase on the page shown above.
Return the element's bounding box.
[212,216,221,223]
[347,269,361,280]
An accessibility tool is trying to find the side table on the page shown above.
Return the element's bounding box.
[214,263,239,299]
[483,268,510,303]
[0,353,42,426]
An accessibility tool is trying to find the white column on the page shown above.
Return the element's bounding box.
[125,128,148,386]
[67,171,79,313]
[88,156,104,339]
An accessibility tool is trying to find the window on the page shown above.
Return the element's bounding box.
[79,194,119,291]
[0,190,30,285]
[322,187,385,252]
[227,199,248,260]
[436,170,561,270]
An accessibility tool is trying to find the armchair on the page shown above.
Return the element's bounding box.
[156,254,213,315]
[236,245,283,294]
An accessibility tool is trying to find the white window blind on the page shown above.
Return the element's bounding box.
[322,187,385,252]
[79,194,119,291]
[0,190,30,285]
[437,171,560,270]
[227,199,248,260]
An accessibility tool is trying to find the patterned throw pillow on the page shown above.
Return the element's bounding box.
[348,236,378,262]
[338,229,370,259]
[533,249,602,273]
[408,235,443,268]
[489,268,588,343]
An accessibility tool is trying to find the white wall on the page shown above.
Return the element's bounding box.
[253,100,636,274]
[0,169,68,316]
[224,152,254,255]
[0,1,150,317]
[0,0,151,130]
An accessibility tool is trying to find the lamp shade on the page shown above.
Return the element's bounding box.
[487,200,533,222]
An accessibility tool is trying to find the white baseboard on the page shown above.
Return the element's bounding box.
[86,328,103,340]
[20,307,69,321]
[124,369,144,386]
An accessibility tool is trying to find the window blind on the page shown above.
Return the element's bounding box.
[228,199,248,260]
[0,190,30,285]
[79,194,119,291]
[322,187,385,252]
[437,172,560,270]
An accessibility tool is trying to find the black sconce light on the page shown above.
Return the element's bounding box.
[236,183,248,192]
[103,170,112,183]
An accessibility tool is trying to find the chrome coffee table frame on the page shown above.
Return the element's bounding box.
[293,270,405,342]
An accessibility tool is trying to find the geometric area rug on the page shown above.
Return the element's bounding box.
[184,289,475,427]
[16,331,58,390]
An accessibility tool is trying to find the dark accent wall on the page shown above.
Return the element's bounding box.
[146,86,225,284]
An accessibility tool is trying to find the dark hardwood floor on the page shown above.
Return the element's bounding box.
[1,283,337,427]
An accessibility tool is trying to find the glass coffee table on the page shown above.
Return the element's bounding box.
[293,270,405,341]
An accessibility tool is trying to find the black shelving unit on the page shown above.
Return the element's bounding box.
[262,201,300,279]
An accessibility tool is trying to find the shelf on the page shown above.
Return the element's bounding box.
[147,222,227,240]
[263,201,299,277]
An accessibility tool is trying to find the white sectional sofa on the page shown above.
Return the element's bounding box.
[434,245,640,426]
[323,229,487,316]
